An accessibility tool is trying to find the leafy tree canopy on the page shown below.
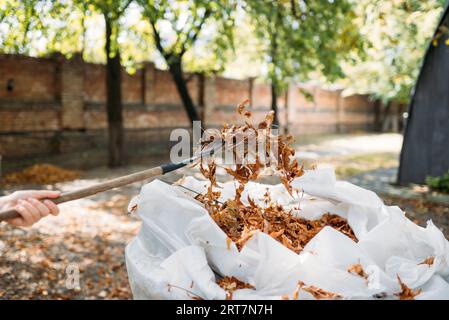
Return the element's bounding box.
[136,0,236,72]
[342,0,446,105]
[1,0,447,105]
[0,0,154,72]
[243,0,363,94]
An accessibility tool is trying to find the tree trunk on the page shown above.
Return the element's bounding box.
[374,100,382,132]
[381,101,392,132]
[168,60,200,124]
[105,16,124,167]
[271,82,279,126]
[284,87,289,134]
[269,3,281,128]
[198,72,205,123]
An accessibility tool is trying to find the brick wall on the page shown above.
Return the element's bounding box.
[0,55,57,101]
[0,53,376,171]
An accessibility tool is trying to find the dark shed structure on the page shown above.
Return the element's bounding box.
[398,4,449,185]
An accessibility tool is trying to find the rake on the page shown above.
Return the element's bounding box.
[0,141,222,222]
[0,123,276,223]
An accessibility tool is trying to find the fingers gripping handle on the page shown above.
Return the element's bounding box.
[0,166,164,222]
[0,208,24,221]
[0,191,83,220]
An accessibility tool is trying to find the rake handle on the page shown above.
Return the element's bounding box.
[0,165,165,222]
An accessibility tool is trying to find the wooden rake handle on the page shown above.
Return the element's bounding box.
[0,164,182,222]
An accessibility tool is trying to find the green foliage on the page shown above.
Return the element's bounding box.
[137,0,236,73]
[426,171,449,194]
[243,0,362,94]
[82,0,133,57]
[0,0,153,71]
[44,1,88,57]
[0,0,94,57]
[342,0,445,105]
[1,0,447,102]
[0,0,49,54]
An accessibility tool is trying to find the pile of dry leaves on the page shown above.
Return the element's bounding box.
[2,164,80,185]
[192,102,363,298]
[196,101,356,255]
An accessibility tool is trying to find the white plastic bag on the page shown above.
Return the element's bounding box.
[125,168,449,300]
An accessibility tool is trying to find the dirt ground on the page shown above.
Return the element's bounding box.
[1,133,448,299]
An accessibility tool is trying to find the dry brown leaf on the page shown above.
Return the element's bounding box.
[418,256,435,266]
[298,281,341,300]
[395,276,422,300]
[129,204,138,215]
[217,276,255,300]
[347,263,368,279]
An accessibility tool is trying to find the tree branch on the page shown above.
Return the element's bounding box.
[179,6,212,57]
[148,13,171,61]
[104,12,111,57]
[117,0,133,17]
[0,10,6,24]
[291,0,296,18]
[21,3,36,51]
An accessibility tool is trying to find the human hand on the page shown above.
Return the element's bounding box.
[1,190,60,227]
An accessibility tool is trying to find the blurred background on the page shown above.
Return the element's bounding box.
[1,0,449,299]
